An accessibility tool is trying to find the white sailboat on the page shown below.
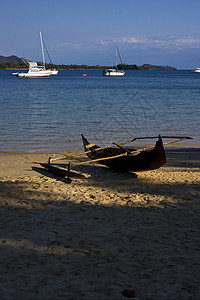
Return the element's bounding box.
[13,32,58,77]
[40,32,58,75]
[103,42,125,76]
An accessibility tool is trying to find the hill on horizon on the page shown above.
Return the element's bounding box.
[0,55,23,63]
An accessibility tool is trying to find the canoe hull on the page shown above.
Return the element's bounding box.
[82,135,166,172]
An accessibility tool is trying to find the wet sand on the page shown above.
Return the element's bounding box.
[0,149,200,299]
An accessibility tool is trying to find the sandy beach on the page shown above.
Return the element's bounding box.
[0,149,200,299]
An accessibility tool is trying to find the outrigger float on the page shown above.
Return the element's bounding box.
[39,135,192,179]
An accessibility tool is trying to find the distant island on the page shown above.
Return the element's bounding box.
[0,55,177,70]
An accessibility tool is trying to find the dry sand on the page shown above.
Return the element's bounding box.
[0,149,200,299]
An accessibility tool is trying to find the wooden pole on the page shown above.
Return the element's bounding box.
[113,143,133,154]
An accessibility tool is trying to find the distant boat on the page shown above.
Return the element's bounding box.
[103,42,125,76]
[193,67,200,73]
[40,32,58,75]
[13,32,58,77]
[13,60,50,77]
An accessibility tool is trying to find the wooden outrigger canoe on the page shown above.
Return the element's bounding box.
[38,135,192,178]
[81,134,166,172]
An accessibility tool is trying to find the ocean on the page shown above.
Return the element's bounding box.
[0,69,199,152]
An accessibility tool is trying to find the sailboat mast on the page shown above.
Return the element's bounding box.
[115,42,117,69]
[40,32,45,69]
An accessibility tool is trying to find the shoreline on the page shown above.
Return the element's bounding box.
[0,148,200,298]
[1,145,200,155]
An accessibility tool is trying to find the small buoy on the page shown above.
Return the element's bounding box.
[121,289,135,298]
[81,74,87,76]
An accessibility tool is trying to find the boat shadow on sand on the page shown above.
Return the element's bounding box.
[32,166,72,184]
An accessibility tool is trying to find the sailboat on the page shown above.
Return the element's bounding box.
[103,42,125,76]
[40,32,58,75]
[13,32,58,77]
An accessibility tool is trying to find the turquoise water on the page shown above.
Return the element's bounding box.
[0,69,199,152]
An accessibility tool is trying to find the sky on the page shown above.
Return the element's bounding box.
[0,0,200,69]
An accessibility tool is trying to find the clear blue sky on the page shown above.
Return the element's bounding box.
[1,0,200,69]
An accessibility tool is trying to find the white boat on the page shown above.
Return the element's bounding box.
[103,68,125,76]
[103,42,125,76]
[14,60,50,77]
[193,67,200,73]
[46,69,58,75]
[13,32,58,77]
[40,32,58,75]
